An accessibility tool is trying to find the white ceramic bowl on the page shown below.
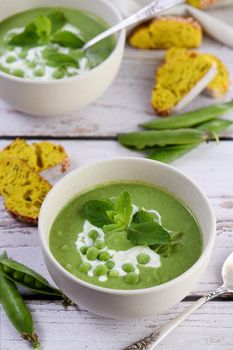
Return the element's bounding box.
[39,158,216,319]
[0,0,125,116]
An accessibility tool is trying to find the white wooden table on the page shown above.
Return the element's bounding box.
[1,7,233,350]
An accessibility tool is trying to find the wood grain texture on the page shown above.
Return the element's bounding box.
[0,140,233,295]
[0,37,233,137]
[1,301,233,350]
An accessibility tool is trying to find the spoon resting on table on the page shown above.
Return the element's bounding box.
[124,251,233,350]
[82,0,185,51]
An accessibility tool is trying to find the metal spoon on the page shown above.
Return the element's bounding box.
[124,251,233,350]
[82,0,185,51]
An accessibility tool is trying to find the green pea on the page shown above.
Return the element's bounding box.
[105,261,115,270]
[94,240,105,250]
[79,262,91,273]
[86,247,99,261]
[13,271,24,280]
[52,69,65,79]
[98,251,111,262]
[6,55,16,63]
[34,280,44,289]
[3,265,14,274]
[108,270,119,278]
[122,263,135,273]
[80,246,88,255]
[94,264,108,276]
[12,69,24,78]
[137,253,150,265]
[0,65,9,74]
[88,230,99,240]
[27,61,36,69]
[23,275,35,286]
[34,67,44,77]
[124,272,139,285]
[18,51,27,59]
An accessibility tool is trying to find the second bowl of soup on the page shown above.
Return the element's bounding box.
[39,158,216,319]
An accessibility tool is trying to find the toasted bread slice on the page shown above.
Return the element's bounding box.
[0,139,69,173]
[129,16,202,49]
[166,49,230,98]
[0,157,51,224]
[187,0,218,9]
[151,49,217,116]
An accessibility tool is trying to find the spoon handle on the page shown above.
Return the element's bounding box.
[83,0,185,50]
[124,286,226,350]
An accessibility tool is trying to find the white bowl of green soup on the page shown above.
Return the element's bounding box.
[0,0,125,116]
[39,158,216,319]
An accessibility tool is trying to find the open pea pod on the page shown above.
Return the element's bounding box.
[0,251,62,297]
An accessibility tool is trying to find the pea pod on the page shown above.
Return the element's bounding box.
[0,273,39,349]
[118,129,208,150]
[141,101,233,130]
[148,119,233,163]
[0,251,62,297]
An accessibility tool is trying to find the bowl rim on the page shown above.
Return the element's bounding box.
[39,157,216,296]
[0,0,126,85]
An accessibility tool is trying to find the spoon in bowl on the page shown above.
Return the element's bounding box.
[124,251,233,350]
[82,0,185,51]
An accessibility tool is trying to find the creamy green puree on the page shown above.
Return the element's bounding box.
[0,8,115,80]
[49,182,202,290]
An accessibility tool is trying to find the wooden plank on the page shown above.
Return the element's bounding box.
[1,300,233,349]
[0,37,233,137]
[0,140,233,294]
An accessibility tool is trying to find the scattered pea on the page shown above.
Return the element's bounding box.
[79,262,91,273]
[137,253,150,265]
[13,271,24,280]
[98,251,111,262]
[6,55,16,63]
[18,51,27,59]
[52,69,65,79]
[94,240,105,250]
[86,247,99,261]
[124,272,139,285]
[94,264,108,276]
[108,270,119,278]
[3,265,14,274]
[122,263,135,273]
[105,261,115,270]
[34,67,44,77]
[80,246,88,255]
[88,230,99,240]
[0,65,9,74]
[11,69,24,78]
[27,61,37,69]
[23,275,35,286]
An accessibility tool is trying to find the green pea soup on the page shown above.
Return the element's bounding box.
[0,7,115,80]
[49,181,203,290]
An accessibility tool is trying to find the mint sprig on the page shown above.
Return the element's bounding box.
[52,31,84,48]
[82,191,183,255]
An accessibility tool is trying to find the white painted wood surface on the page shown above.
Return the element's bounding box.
[1,301,233,350]
[1,5,233,350]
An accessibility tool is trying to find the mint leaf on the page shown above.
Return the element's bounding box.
[48,12,66,33]
[114,191,132,227]
[127,222,171,245]
[34,15,52,41]
[151,232,183,257]
[9,23,39,46]
[83,200,114,228]
[132,210,156,224]
[44,51,78,68]
[52,31,85,48]
[103,223,126,234]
